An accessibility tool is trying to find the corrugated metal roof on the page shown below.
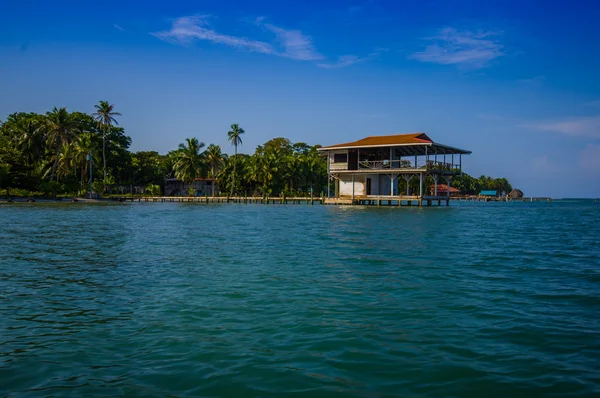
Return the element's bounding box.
[321,133,432,149]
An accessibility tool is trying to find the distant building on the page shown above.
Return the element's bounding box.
[164,178,217,196]
[430,184,461,197]
[479,190,498,197]
[507,189,524,199]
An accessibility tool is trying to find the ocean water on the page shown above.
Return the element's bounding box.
[1,200,599,397]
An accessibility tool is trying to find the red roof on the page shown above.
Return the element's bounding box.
[321,133,433,149]
[431,184,461,193]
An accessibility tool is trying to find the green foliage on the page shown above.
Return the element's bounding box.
[146,184,161,196]
[215,137,327,197]
[173,137,205,185]
[452,173,513,195]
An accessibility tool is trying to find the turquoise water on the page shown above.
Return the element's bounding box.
[1,201,599,397]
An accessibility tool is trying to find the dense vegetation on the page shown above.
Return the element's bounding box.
[0,105,327,197]
[0,104,513,198]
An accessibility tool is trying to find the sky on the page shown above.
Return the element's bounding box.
[1,0,600,197]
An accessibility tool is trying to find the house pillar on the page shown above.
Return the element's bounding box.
[419,173,423,197]
[335,176,339,197]
[445,175,452,198]
[352,174,355,200]
[403,174,413,196]
[327,152,331,198]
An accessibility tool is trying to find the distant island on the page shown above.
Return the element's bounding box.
[0,103,518,200]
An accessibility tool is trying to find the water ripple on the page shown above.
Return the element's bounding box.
[1,200,599,397]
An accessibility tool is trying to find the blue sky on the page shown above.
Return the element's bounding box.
[1,0,600,197]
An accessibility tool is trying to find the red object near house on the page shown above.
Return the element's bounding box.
[429,184,461,196]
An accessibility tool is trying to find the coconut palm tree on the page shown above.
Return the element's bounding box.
[93,101,121,189]
[205,144,223,196]
[173,137,205,193]
[44,107,78,181]
[72,133,99,188]
[227,123,245,196]
[12,116,45,167]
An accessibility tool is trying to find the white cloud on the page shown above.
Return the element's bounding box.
[113,24,126,31]
[153,16,275,54]
[317,48,385,69]
[525,115,600,139]
[263,23,322,61]
[579,144,600,171]
[152,15,380,68]
[410,27,504,68]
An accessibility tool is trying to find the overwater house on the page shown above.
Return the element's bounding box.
[164,177,217,196]
[318,133,471,206]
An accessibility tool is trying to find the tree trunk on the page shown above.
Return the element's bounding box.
[102,131,106,192]
[211,164,215,196]
[230,144,237,197]
[50,140,61,182]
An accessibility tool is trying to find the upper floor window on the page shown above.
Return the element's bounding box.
[333,153,347,163]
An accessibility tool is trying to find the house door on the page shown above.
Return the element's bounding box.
[366,177,372,195]
[348,150,358,170]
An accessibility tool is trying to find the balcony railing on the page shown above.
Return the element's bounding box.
[358,160,415,169]
[355,159,460,172]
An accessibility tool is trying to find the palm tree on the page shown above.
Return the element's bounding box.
[205,144,223,196]
[13,116,44,167]
[173,137,205,194]
[93,101,121,189]
[44,107,78,181]
[72,133,99,188]
[227,123,245,196]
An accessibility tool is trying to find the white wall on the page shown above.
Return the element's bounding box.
[339,175,364,197]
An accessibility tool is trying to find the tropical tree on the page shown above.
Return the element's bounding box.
[173,137,205,192]
[44,107,78,181]
[227,123,245,195]
[13,115,45,167]
[72,133,99,188]
[205,144,223,196]
[93,101,121,189]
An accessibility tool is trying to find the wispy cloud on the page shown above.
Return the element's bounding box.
[113,24,126,31]
[524,115,600,139]
[153,15,379,68]
[152,15,321,61]
[263,23,322,61]
[317,48,386,69]
[153,16,274,54]
[410,27,504,68]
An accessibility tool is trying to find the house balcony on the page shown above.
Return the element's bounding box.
[331,159,461,174]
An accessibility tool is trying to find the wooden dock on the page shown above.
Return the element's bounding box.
[324,195,451,207]
[111,196,324,205]
[110,195,551,206]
